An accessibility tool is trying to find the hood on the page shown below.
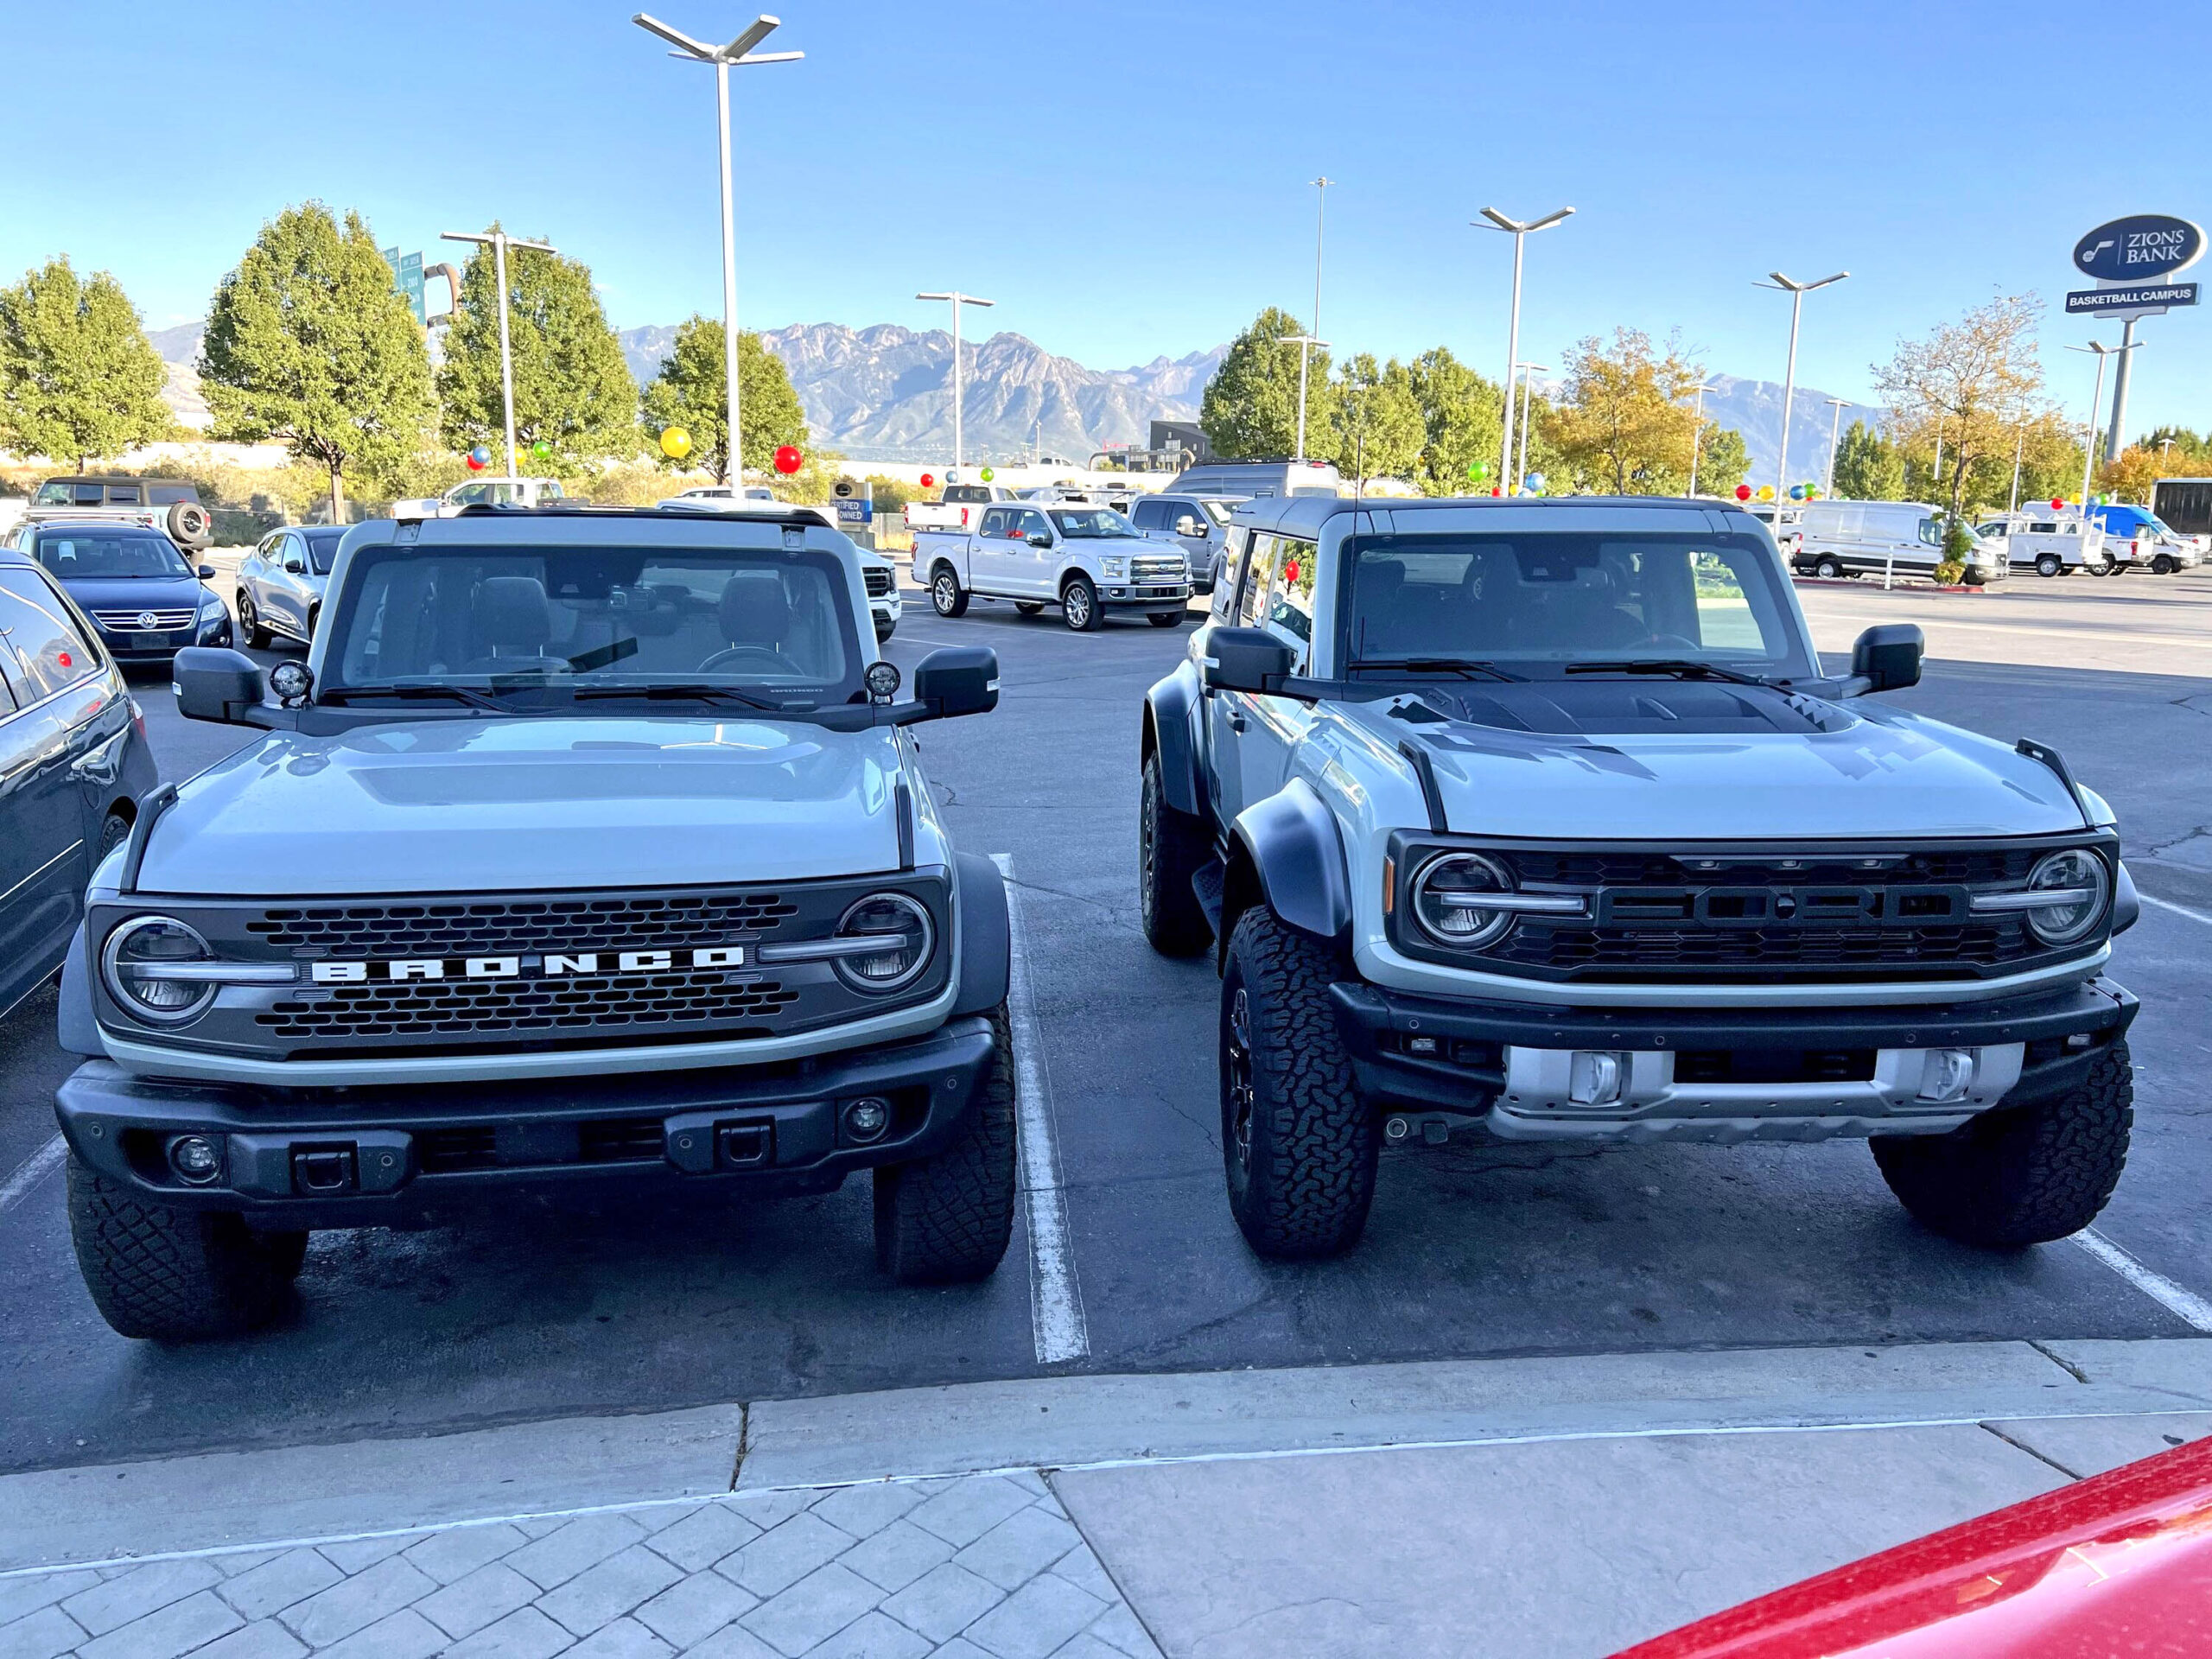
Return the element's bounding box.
[56,574,211,613]
[1351,687,2094,840]
[138,717,906,896]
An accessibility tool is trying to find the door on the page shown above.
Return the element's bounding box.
[0,575,93,1011]
[1008,510,1056,599]
[273,531,315,636]
[1231,536,1319,809]
[969,507,1023,594]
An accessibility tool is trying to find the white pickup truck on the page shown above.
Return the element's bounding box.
[913,502,1191,632]
[903,483,1026,535]
[393,476,569,518]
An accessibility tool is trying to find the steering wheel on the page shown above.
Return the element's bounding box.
[697,645,786,673]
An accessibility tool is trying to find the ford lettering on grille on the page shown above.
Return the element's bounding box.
[309,945,744,983]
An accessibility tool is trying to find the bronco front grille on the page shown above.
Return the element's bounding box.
[256,973,800,1042]
[245,893,799,957]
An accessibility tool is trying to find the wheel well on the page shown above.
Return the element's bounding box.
[1060,569,1092,594]
[1140,707,1158,772]
[103,796,137,827]
[930,559,957,585]
[1218,838,1262,969]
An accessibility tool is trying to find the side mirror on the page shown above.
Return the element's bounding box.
[197,564,217,580]
[906,645,1000,721]
[1176,518,1204,537]
[1026,531,1052,549]
[283,557,307,575]
[1205,626,1299,695]
[174,647,269,724]
[1850,623,1923,693]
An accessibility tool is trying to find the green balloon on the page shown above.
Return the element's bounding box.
[980,466,995,482]
[531,440,553,460]
[1467,461,1488,480]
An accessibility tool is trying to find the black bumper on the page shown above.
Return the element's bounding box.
[56,1015,999,1227]
[1330,976,2138,1116]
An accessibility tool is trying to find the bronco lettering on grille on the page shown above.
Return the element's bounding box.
[310,945,744,983]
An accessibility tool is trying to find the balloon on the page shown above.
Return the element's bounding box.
[1788,484,1806,501]
[465,452,487,472]
[1735,484,1752,501]
[531,440,553,461]
[919,473,935,488]
[1467,461,1488,481]
[467,444,492,467]
[945,468,960,486]
[1489,486,1502,497]
[2050,498,2064,511]
[1525,472,1545,493]
[1756,485,1775,501]
[660,426,693,460]
[773,444,804,475]
[980,466,995,482]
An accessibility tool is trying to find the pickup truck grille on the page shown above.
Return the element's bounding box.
[1487,918,2026,979]
[863,567,894,598]
[1131,555,1185,582]
[91,608,196,632]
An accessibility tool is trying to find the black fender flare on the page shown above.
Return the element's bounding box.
[56,923,104,1058]
[950,851,1012,1017]
[1141,663,1208,818]
[1222,778,1353,957]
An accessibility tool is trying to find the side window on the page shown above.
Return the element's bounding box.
[976,508,1011,537]
[105,485,142,505]
[1211,531,1246,620]
[34,481,72,505]
[450,483,489,507]
[71,482,105,505]
[1917,518,1942,547]
[1260,538,1317,658]
[1013,510,1052,543]
[1128,499,1165,531]
[1237,534,1280,627]
[0,569,99,696]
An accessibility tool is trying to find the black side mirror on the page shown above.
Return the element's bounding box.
[906,645,999,721]
[174,647,269,724]
[1026,531,1052,549]
[1851,623,1923,693]
[1205,626,1299,694]
[197,564,217,580]
[283,558,306,575]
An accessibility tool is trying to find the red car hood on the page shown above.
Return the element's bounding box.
[1616,1436,2212,1658]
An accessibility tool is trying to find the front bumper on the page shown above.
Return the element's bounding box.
[96,613,232,662]
[1331,976,2136,1144]
[57,1014,997,1226]
[1099,582,1190,613]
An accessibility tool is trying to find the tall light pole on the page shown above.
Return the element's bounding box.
[1821,397,1849,496]
[1681,381,1716,498]
[1476,206,1573,492]
[441,228,557,480]
[916,291,995,478]
[2008,415,2027,513]
[1513,364,1548,491]
[1282,333,1329,461]
[1309,175,1333,345]
[2067,339,2137,506]
[634,13,803,485]
[1757,270,1848,511]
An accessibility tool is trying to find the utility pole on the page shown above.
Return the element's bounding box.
[1309,176,1332,344]
[1822,397,1848,496]
[1757,270,1848,512]
[1514,364,1548,492]
[440,228,558,479]
[1477,206,1573,492]
[917,291,995,477]
[1682,381,1716,498]
[2067,339,2138,505]
[1284,334,1328,461]
[2106,317,2139,463]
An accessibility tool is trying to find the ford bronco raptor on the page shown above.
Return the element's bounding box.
[1140,496,2140,1258]
[55,505,1015,1338]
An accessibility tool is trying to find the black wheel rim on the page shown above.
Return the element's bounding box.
[1139,774,1157,923]
[1225,986,1254,1173]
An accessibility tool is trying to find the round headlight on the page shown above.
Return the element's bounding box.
[833,893,935,994]
[2024,849,2110,946]
[101,916,219,1025]
[1411,853,1518,950]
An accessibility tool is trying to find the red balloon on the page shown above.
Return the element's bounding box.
[466,453,487,471]
[2050,498,2065,511]
[1490,486,1502,498]
[773,444,804,476]
[1735,484,1752,501]
[919,473,935,488]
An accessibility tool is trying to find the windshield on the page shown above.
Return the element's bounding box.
[1343,533,1816,680]
[302,529,345,574]
[34,531,190,579]
[327,545,861,706]
[1050,508,1140,538]
[1199,499,1236,525]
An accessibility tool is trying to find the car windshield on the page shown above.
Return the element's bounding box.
[302,530,346,574]
[1050,508,1140,538]
[327,544,861,706]
[34,531,191,579]
[1343,533,1816,680]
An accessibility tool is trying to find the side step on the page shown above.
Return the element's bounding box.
[1192,859,1225,936]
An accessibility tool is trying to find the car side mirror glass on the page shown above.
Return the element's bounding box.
[174,647,269,724]
[198,564,217,580]
[1204,626,1299,695]
[908,645,1000,721]
[1850,623,1923,693]
[283,557,306,574]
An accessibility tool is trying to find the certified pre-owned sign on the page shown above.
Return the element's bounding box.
[2074,215,2204,283]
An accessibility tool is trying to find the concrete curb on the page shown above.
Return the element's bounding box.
[3,1338,2208,1575]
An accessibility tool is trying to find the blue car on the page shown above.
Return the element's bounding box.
[4,520,233,662]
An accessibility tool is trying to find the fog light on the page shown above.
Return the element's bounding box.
[168,1135,223,1184]
[1568,1052,1626,1107]
[842,1097,891,1142]
[1918,1049,1976,1103]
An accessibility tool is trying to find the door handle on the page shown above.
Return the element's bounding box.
[1227,711,1247,734]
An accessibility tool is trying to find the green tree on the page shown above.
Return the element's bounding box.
[437,237,637,474]
[640,316,806,484]
[1688,424,1751,498]
[0,257,175,468]
[1831,420,1904,499]
[1872,294,2045,523]
[1405,347,1504,493]
[1198,307,1334,461]
[1326,354,1425,480]
[201,203,433,519]
[1547,328,1701,494]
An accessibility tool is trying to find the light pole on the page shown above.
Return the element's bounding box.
[1282,333,1329,461]
[1681,381,1716,497]
[2067,339,2138,507]
[634,13,803,485]
[1309,175,1333,344]
[2105,318,2140,464]
[1513,364,1548,491]
[441,228,557,479]
[1822,397,1848,496]
[916,291,995,478]
[1757,270,1848,511]
[1477,206,1573,492]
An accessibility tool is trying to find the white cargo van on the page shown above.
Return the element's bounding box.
[1974,512,2109,578]
[1792,501,2008,585]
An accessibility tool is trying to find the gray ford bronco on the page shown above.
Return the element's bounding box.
[55,505,1015,1338]
[1140,496,2141,1258]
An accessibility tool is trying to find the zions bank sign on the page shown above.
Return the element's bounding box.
[2074,215,2204,283]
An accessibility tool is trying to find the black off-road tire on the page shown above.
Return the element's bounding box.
[1871,1042,2133,1248]
[67,1155,307,1339]
[238,592,272,650]
[1147,612,1182,627]
[1062,575,1103,632]
[1014,601,1045,616]
[1220,909,1375,1258]
[931,566,969,618]
[1140,751,1212,957]
[874,1004,1018,1284]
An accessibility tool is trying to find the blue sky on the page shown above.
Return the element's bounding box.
[11,0,2207,436]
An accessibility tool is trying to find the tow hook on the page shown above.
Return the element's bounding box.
[1385,1113,1459,1147]
[291,1147,356,1193]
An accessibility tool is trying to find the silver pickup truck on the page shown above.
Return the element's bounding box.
[915,502,1191,631]
[54,506,1017,1338]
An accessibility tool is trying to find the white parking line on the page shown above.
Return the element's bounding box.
[991,854,1090,1365]
[2075,1229,2212,1332]
[0,1135,65,1215]
[2140,893,2212,928]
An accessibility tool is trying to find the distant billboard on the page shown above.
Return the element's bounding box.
[381,247,427,324]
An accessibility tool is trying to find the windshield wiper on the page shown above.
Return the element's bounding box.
[1564,659,1777,687]
[1350,657,1522,683]
[569,683,788,714]
[322,683,521,711]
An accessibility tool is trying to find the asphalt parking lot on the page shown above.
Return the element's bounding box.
[2,563,2208,1478]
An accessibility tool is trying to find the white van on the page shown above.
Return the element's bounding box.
[1745,503,1804,558]
[1974,511,2109,578]
[1791,500,2009,585]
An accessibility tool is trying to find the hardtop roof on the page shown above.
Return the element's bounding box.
[1226,493,1767,538]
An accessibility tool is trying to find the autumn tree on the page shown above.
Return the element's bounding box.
[438,237,637,474]
[1872,294,2045,524]
[0,257,175,468]
[640,315,806,484]
[1199,307,1334,461]
[201,203,434,519]
[1546,328,1702,494]
[2096,445,2164,504]
[1404,347,1504,494]
[1326,354,1425,480]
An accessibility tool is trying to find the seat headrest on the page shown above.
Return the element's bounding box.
[474,576,550,654]
[719,571,790,647]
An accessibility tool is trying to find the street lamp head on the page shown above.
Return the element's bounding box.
[1764,270,1850,293]
[632,12,715,55]
[1477,206,1573,235]
[638,12,800,65]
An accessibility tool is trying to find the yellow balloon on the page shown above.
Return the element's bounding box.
[660,425,693,460]
[1756,484,1775,501]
